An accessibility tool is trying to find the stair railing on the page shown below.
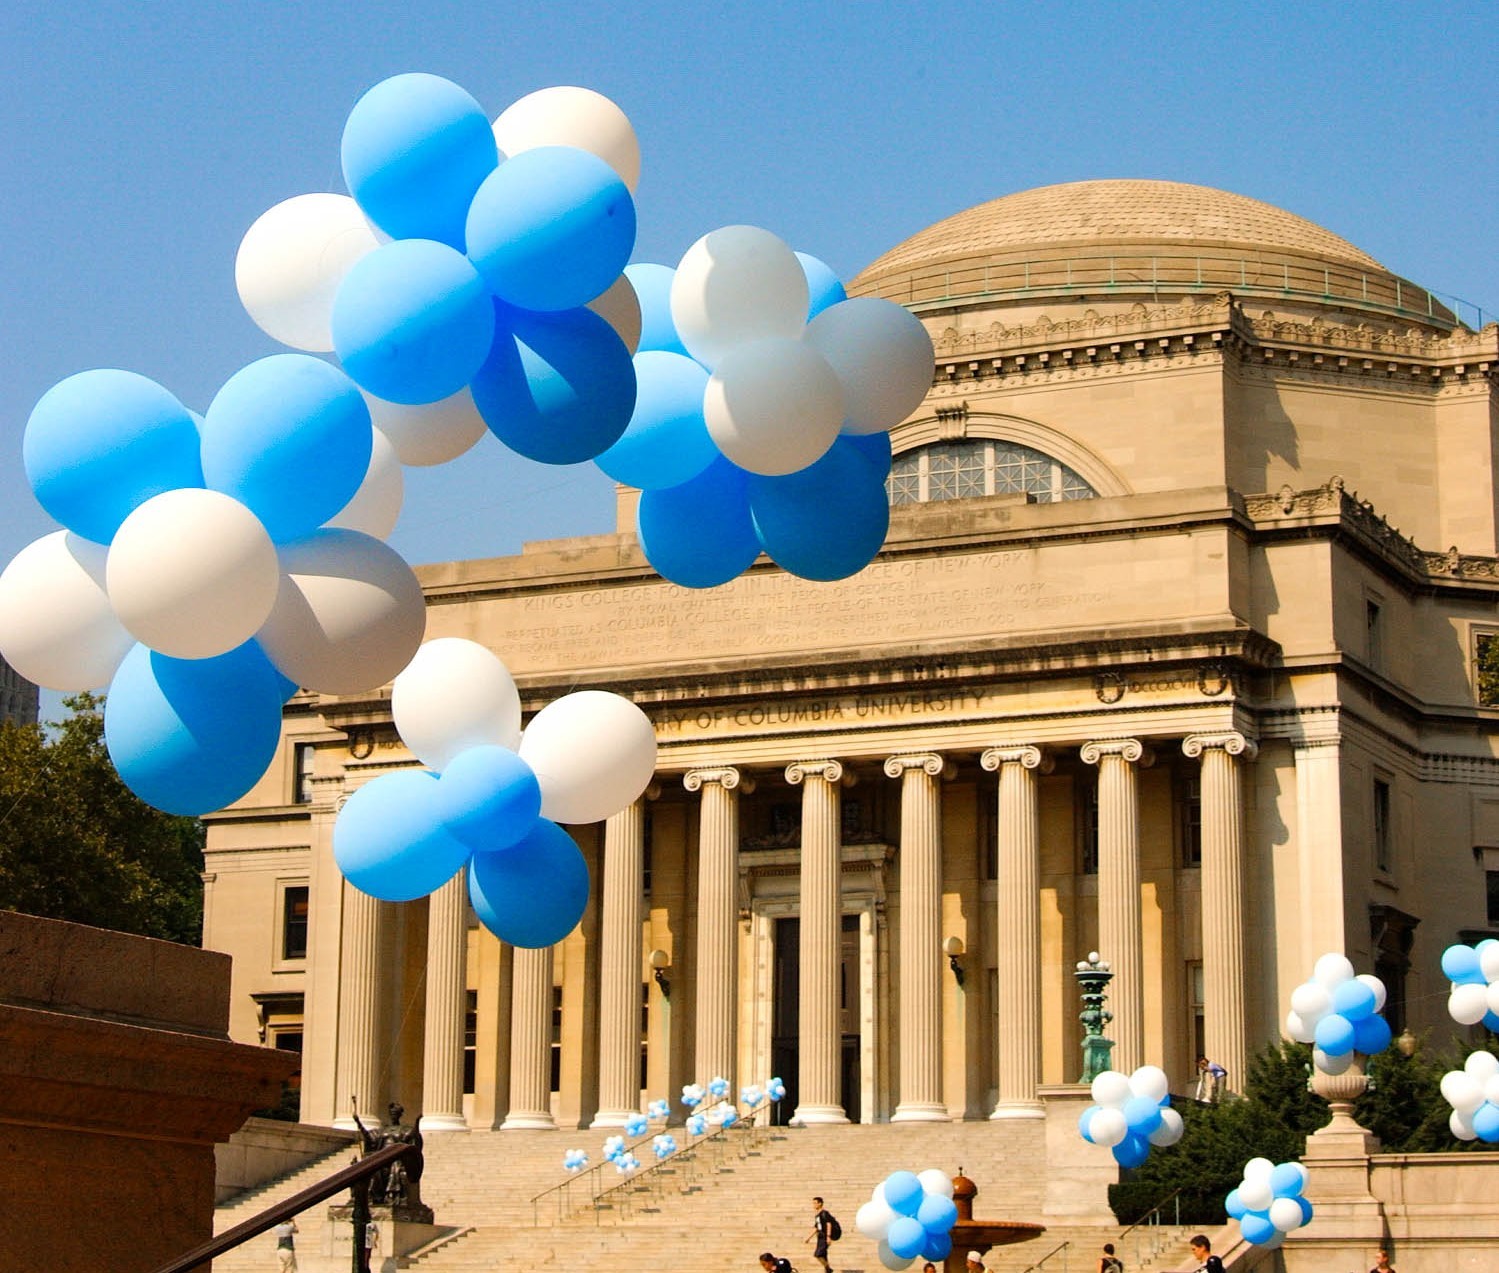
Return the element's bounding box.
[148,1142,417,1273]
[1116,1184,1185,1266]
[1019,1238,1070,1272]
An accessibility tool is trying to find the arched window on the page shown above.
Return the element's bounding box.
[887,440,1097,506]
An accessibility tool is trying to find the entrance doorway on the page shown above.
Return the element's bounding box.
[770,915,862,1123]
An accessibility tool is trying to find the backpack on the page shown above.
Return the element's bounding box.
[1103,1258,1123,1273]
[826,1213,842,1241]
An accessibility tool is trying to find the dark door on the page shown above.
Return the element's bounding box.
[772,914,863,1123]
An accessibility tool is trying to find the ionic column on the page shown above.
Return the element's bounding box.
[421,869,469,1132]
[981,745,1053,1118]
[685,767,754,1086]
[1081,738,1152,1074]
[885,753,952,1122]
[501,945,555,1129]
[592,798,647,1126]
[1183,733,1257,1090]
[787,759,850,1125]
[333,882,381,1130]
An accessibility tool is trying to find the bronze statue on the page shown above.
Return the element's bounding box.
[352,1099,425,1208]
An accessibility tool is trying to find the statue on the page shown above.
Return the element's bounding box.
[352,1099,425,1209]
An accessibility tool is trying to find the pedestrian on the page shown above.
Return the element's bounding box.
[922,1265,938,1273]
[1193,1057,1227,1103]
[1369,1248,1397,1273]
[805,1196,838,1273]
[1098,1240,1123,1272]
[272,1217,298,1272]
[758,1253,794,1273]
[1188,1234,1225,1273]
[965,1253,987,1272]
[362,1218,380,1272]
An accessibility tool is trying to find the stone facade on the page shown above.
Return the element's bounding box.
[202,180,1499,1135]
[0,654,38,726]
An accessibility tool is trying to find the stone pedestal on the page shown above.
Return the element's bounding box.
[1037,1085,1121,1223]
[326,1205,440,1271]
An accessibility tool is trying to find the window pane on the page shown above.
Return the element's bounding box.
[282,886,309,960]
[888,440,1097,508]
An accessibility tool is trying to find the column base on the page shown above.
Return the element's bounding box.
[892,1102,951,1123]
[990,1101,1046,1121]
[792,1104,849,1125]
[500,1112,557,1130]
[420,1113,470,1133]
[589,1109,637,1128]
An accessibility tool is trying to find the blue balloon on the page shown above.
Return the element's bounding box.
[1443,943,1485,985]
[466,146,636,312]
[748,436,890,581]
[1240,1211,1277,1246]
[1332,978,1377,1021]
[1269,1162,1307,1199]
[916,1193,958,1233]
[434,745,541,852]
[1313,1011,1356,1056]
[1296,1196,1313,1225]
[624,263,688,356]
[882,1170,923,1217]
[1486,1010,1499,1032]
[1123,1095,1163,1136]
[841,428,893,479]
[1352,1013,1392,1055]
[1225,1188,1247,1219]
[1475,1102,1499,1143]
[104,641,283,817]
[595,352,715,490]
[24,369,203,545]
[332,239,496,405]
[201,355,372,543]
[1078,1104,1101,1143]
[796,251,846,320]
[1111,1133,1150,1169]
[637,456,760,588]
[468,818,590,949]
[341,73,497,248]
[471,303,636,465]
[334,769,472,902]
[921,1229,953,1262]
[887,1216,926,1260]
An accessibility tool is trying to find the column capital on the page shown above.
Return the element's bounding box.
[1182,732,1259,762]
[786,759,853,787]
[883,752,955,780]
[1080,738,1153,767]
[980,745,1054,774]
[683,766,755,795]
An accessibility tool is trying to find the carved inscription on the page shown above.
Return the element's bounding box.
[657,690,988,736]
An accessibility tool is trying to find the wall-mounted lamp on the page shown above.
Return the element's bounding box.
[649,948,671,999]
[944,936,966,986]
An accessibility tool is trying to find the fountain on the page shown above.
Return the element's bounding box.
[942,1168,1046,1270]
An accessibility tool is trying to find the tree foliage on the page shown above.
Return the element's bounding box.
[0,694,204,943]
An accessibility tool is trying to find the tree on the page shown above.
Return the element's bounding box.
[0,694,204,943]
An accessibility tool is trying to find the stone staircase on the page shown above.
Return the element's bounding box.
[214,1121,1198,1272]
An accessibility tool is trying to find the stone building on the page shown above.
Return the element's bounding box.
[202,180,1499,1134]
[0,655,38,727]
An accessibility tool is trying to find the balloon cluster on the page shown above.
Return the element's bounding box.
[767,1076,787,1103]
[1226,1158,1312,1248]
[855,1169,958,1270]
[624,233,932,587]
[652,1133,678,1161]
[562,1148,588,1172]
[1442,941,1499,1030]
[740,1084,766,1109]
[623,1112,649,1138]
[1440,1050,1499,1142]
[1284,953,1391,1073]
[600,1133,641,1174]
[647,1098,672,1120]
[681,1082,709,1108]
[333,638,656,947]
[1077,1065,1183,1168]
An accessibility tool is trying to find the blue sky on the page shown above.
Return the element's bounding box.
[1,1,1495,575]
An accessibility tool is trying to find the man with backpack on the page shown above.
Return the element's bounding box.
[759,1253,795,1273]
[805,1196,841,1273]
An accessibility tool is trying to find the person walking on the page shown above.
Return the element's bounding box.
[1189,1234,1225,1273]
[964,1253,987,1272]
[272,1217,298,1272]
[1369,1248,1397,1273]
[805,1196,836,1273]
[1097,1240,1123,1272]
[758,1253,794,1273]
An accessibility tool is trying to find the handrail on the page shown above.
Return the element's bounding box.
[1116,1184,1184,1239]
[1020,1238,1071,1272]
[148,1142,416,1273]
[589,1119,765,1218]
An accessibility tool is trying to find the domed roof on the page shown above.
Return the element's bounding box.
[860,180,1385,279]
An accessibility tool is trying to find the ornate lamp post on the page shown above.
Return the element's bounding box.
[1075,951,1115,1083]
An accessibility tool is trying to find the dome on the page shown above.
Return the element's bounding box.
[851,179,1447,327]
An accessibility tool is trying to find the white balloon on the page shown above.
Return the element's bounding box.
[1129,1065,1170,1102]
[1479,940,1499,984]
[703,337,843,476]
[1451,1107,1478,1140]
[1449,983,1490,1026]
[391,637,522,772]
[1268,1196,1304,1233]
[1440,1070,1484,1114]
[916,1168,953,1199]
[1242,1156,1276,1186]
[1313,952,1355,987]
[519,690,657,824]
[1148,1107,1184,1146]
[1238,1179,1272,1212]
[106,489,279,659]
[1090,1070,1134,1108]
[235,193,381,351]
[856,1197,893,1239]
[1313,1047,1352,1075]
[671,226,809,369]
[361,389,489,468]
[1484,1075,1499,1107]
[803,297,934,435]
[1289,981,1332,1020]
[493,86,641,192]
[875,1238,911,1271]
[0,531,132,690]
[1284,1010,1312,1044]
[1466,1050,1499,1082]
[1086,1105,1128,1148]
[257,528,426,695]
[1486,981,1499,1018]
[1355,973,1387,1014]
[587,273,642,355]
[327,428,403,540]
